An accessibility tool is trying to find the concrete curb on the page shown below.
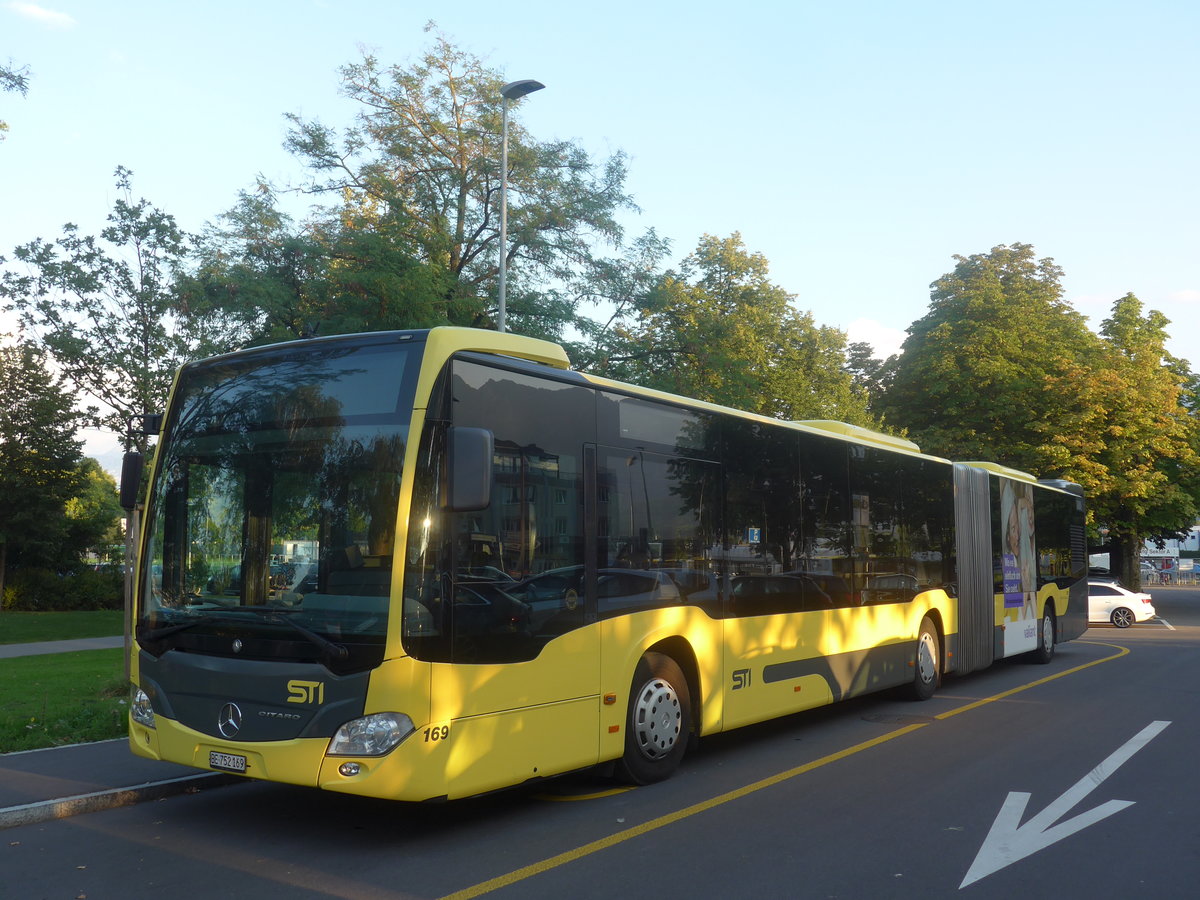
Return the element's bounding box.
[0,771,241,830]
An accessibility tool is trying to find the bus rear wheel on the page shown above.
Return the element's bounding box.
[908,618,940,701]
[616,651,691,785]
[1031,607,1055,664]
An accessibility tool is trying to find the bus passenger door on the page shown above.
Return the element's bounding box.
[425,359,601,785]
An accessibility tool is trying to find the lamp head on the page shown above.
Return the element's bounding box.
[501,79,546,101]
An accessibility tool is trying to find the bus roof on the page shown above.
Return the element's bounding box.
[959,460,1039,483]
[792,420,922,454]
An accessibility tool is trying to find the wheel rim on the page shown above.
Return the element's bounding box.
[1112,608,1134,628]
[631,677,682,760]
[916,631,938,684]
[1041,614,1054,648]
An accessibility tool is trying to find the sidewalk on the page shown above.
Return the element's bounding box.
[1,636,239,829]
[0,635,125,658]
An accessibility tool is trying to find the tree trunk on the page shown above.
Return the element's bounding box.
[1112,534,1142,591]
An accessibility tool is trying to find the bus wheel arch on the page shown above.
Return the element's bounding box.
[1030,603,1056,664]
[908,615,942,701]
[917,608,946,674]
[616,647,694,785]
[647,636,700,723]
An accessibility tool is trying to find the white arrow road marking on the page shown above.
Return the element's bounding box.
[960,720,1171,889]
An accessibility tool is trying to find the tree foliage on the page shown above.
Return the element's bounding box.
[1037,294,1199,584]
[0,343,84,594]
[879,243,1097,468]
[1,59,30,142]
[206,29,639,342]
[0,167,231,451]
[595,233,874,424]
[64,458,124,565]
[182,183,448,345]
[844,341,888,411]
[880,244,1198,588]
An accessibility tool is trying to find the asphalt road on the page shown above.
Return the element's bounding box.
[5,587,1198,899]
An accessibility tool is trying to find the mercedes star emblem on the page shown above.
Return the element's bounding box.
[218,702,243,738]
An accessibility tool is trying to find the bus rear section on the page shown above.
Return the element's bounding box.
[949,462,1087,676]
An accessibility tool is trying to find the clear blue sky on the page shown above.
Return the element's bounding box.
[2,0,1197,469]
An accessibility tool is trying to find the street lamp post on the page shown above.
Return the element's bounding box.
[498,78,545,333]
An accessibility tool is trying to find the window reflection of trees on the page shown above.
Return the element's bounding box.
[719,421,801,572]
[147,344,409,616]
[603,452,718,570]
[402,358,968,653]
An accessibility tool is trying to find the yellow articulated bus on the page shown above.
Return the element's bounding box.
[126,327,1087,801]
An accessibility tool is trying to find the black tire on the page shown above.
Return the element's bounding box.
[908,617,940,701]
[616,651,691,785]
[1030,607,1055,664]
[1111,607,1134,629]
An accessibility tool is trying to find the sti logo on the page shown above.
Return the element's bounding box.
[732,669,752,691]
[286,680,325,704]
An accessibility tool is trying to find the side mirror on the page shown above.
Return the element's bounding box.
[442,426,494,512]
[128,414,164,436]
[119,452,145,511]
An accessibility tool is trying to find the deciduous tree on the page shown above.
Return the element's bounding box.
[1038,294,1199,586]
[63,458,124,568]
[599,233,874,424]
[276,30,638,339]
[879,245,1198,589]
[0,167,231,452]
[844,341,888,411]
[183,183,448,344]
[878,243,1098,468]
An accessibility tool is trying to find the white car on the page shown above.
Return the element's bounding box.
[1087,580,1156,628]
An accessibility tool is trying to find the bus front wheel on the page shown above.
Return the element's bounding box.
[908,618,940,701]
[616,651,692,785]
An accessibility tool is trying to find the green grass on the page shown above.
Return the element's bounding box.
[0,649,128,752]
[0,609,124,644]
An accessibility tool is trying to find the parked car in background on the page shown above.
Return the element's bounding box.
[730,573,833,615]
[507,566,682,632]
[1087,580,1156,628]
[658,568,719,605]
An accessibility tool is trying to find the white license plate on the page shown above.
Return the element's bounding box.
[209,751,247,773]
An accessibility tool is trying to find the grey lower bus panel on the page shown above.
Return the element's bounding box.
[953,463,994,675]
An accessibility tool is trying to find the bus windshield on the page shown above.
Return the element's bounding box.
[137,335,420,673]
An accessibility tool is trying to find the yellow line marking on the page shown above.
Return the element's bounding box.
[534,786,635,802]
[439,642,1129,900]
[442,725,926,900]
[935,642,1129,720]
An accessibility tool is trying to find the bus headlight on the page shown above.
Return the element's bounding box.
[130,687,156,728]
[328,713,414,757]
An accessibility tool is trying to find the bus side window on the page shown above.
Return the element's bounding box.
[596,449,719,619]
[443,360,594,662]
[798,436,856,608]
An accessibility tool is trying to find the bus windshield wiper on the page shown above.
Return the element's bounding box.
[271,613,350,665]
[226,607,351,665]
[141,616,215,642]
